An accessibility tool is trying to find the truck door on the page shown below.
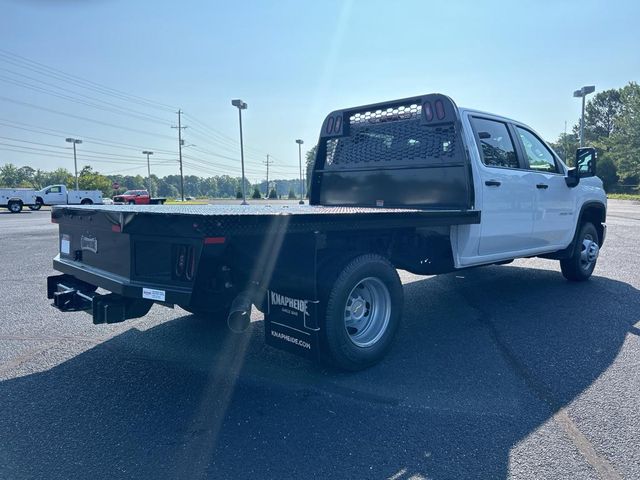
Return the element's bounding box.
[470,117,535,256]
[514,126,575,248]
[44,186,65,205]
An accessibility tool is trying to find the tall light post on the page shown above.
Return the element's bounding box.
[573,85,595,148]
[65,138,82,190]
[142,150,154,195]
[231,99,248,205]
[295,139,304,204]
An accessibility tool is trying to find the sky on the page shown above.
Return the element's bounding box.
[1,0,639,182]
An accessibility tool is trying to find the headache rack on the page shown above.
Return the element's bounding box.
[309,93,473,210]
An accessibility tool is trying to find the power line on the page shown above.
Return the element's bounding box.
[0,48,177,112]
[0,95,175,140]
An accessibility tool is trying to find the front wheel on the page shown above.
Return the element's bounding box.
[29,199,43,211]
[8,201,23,213]
[128,200,136,205]
[321,254,403,371]
[560,222,600,281]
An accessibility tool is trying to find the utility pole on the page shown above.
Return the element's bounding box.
[171,110,187,201]
[65,138,82,190]
[142,150,154,195]
[231,99,248,205]
[573,86,595,148]
[564,121,568,164]
[295,139,304,204]
[263,154,274,197]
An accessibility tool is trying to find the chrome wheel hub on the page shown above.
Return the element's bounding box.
[580,234,599,270]
[344,277,391,348]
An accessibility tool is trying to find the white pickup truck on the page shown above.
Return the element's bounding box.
[47,94,607,370]
[0,188,37,213]
[30,184,103,210]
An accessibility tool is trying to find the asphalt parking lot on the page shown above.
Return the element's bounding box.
[0,201,638,479]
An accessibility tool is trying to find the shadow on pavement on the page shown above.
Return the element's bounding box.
[0,265,638,479]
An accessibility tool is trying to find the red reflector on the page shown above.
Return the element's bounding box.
[111,225,121,233]
[204,237,225,245]
[423,101,433,122]
[435,100,445,120]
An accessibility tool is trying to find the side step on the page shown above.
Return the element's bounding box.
[47,274,152,324]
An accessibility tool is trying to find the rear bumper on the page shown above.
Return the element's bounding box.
[52,255,192,305]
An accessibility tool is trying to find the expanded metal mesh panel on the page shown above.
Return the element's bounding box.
[325,119,457,168]
[349,103,422,125]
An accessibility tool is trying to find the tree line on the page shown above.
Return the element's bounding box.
[549,82,639,192]
[0,161,313,199]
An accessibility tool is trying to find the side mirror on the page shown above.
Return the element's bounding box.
[565,167,580,188]
[576,147,596,178]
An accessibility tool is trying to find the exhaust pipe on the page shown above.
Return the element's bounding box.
[227,292,253,333]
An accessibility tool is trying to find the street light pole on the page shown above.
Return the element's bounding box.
[296,139,304,204]
[232,99,248,205]
[142,150,154,195]
[65,138,82,190]
[573,85,595,148]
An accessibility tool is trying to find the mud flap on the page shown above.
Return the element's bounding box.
[265,291,320,360]
[259,231,323,361]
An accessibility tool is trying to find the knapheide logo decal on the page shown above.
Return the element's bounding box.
[270,291,308,316]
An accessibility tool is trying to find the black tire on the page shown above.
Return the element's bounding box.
[8,201,22,213]
[128,200,136,205]
[81,199,93,205]
[321,254,403,371]
[560,222,600,281]
[29,199,43,211]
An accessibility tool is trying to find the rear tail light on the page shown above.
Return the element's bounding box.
[174,244,196,281]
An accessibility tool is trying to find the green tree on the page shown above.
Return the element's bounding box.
[305,144,317,195]
[236,190,243,199]
[288,188,296,199]
[0,163,20,187]
[78,165,112,195]
[251,186,262,199]
[597,157,618,191]
[268,188,277,199]
[610,82,640,183]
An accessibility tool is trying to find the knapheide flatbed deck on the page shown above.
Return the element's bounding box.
[52,204,480,236]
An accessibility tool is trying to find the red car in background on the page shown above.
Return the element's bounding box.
[112,190,166,205]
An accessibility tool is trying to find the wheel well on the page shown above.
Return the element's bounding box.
[36,197,43,204]
[580,204,606,245]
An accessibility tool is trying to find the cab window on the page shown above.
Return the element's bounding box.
[470,117,519,169]
[516,127,559,173]
[48,186,61,194]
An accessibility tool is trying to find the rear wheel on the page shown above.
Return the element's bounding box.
[560,222,599,281]
[321,254,403,371]
[8,201,22,213]
[128,200,136,205]
[81,198,93,205]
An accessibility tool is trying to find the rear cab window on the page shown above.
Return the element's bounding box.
[470,117,520,169]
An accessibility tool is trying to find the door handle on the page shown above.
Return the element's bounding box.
[485,180,501,187]
[536,183,549,189]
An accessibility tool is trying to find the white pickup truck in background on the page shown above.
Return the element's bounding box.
[0,188,37,213]
[30,184,103,210]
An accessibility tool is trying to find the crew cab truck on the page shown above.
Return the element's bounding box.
[113,190,166,205]
[46,93,606,371]
[0,188,37,213]
[30,184,103,210]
